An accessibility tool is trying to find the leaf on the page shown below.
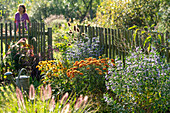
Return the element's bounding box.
[151,24,155,28]
[147,44,151,52]
[144,35,151,47]
[141,30,146,34]
[133,29,139,42]
[158,34,162,43]
[128,25,138,30]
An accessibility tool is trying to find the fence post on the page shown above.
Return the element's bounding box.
[48,27,53,60]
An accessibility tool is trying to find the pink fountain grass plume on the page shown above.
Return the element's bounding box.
[49,96,55,112]
[60,92,69,105]
[82,96,88,108]
[44,84,52,100]
[29,84,35,100]
[16,87,26,110]
[74,95,89,110]
[61,103,70,113]
[40,84,52,101]
[74,94,83,109]
[40,86,45,101]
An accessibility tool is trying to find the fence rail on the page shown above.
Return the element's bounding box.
[0,22,53,75]
[78,25,169,65]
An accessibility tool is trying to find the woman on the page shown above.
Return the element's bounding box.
[15,4,30,32]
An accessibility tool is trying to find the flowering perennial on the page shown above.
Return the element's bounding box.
[66,56,115,79]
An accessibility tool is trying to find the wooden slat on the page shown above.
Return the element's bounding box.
[40,22,43,60]
[0,23,3,75]
[5,23,7,54]
[9,23,12,42]
[14,22,16,41]
[112,29,116,62]
[108,28,111,59]
[48,28,53,59]
[105,28,108,57]
[43,23,45,60]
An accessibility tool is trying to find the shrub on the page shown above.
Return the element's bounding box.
[104,47,170,112]
[66,56,116,98]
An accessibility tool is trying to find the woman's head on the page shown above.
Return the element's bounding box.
[18,4,26,13]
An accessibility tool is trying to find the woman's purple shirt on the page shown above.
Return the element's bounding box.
[15,12,29,30]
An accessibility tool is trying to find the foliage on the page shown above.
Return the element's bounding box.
[94,0,169,30]
[104,47,170,112]
[128,24,166,53]
[0,84,98,112]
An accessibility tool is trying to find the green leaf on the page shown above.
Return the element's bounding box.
[158,34,162,43]
[151,24,155,28]
[128,25,138,30]
[144,35,152,47]
[141,31,146,34]
[148,44,151,52]
[133,29,139,42]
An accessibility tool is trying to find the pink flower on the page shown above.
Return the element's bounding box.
[61,103,70,113]
[16,87,25,110]
[74,95,88,109]
[49,96,55,112]
[29,84,35,100]
[40,84,52,101]
[74,94,83,109]
[60,92,69,105]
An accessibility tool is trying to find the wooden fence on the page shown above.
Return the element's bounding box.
[78,25,169,65]
[0,22,53,74]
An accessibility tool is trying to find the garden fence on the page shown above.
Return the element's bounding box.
[0,22,53,75]
[78,25,169,66]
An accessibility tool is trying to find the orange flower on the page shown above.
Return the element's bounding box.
[70,74,75,79]
[80,60,84,64]
[73,61,79,66]
[87,67,90,70]
[111,59,114,62]
[101,61,106,64]
[100,59,106,61]
[83,63,87,66]
[79,73,83,75]
[95,68,100,71]
[79,64,83,68]
[99,56,101,59]
[73,67,78,70]
[104,64,109,68]
[87,57,92,61]
[103,68,107,70]
[93,58,97,61]
[99,72,103,75]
